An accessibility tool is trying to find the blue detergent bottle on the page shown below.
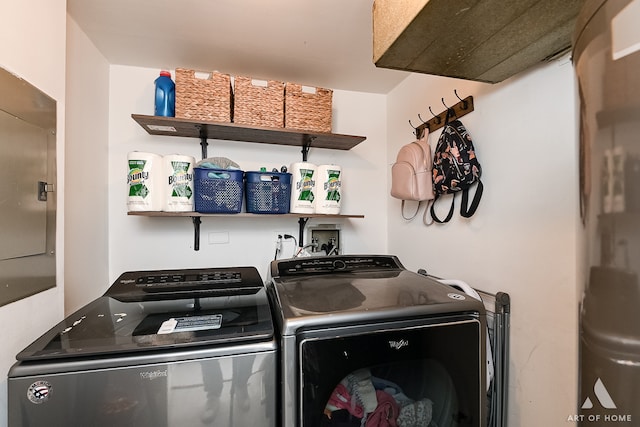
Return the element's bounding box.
[154,70,175,117]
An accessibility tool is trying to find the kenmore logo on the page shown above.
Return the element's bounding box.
[389,339,408,350]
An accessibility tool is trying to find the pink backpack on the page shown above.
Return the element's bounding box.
[390,130,434,220]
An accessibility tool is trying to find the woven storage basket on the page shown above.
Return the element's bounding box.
[233,77,284,128]
[175,68,232,122]
[285,83,333,133]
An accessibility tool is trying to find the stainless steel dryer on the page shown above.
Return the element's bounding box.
[8,267,277,427]
[267,255,488,427]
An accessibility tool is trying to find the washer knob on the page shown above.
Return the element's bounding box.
[332,259,346,270]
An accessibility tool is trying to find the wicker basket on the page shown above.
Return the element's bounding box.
[285,83,333,133]
[233,76,284,128]
[175,68,232,122]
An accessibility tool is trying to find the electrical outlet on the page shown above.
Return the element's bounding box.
[275,231,296,244]
[275,232,298,259]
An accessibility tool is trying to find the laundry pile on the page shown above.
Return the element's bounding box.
[321,368,434,427]
[195,156,239,169]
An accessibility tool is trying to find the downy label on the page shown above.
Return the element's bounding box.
[128,159,150,198]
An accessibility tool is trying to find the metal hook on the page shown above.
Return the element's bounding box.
[428,106,441,124]
[441,98,456,122]
[454,89,469,109]
[409,119,419,136]
[417,114,430,132]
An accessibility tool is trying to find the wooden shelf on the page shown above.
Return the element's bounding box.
[132,114,365,151]
[128,211,364,251]
[373,0,580,83]
[130,114,366,251]
[127,212,364,219]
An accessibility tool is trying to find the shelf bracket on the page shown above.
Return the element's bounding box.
[198,125,209,159]
[301,136,316,162]
[192,217,201,251]
[298,217,310,247]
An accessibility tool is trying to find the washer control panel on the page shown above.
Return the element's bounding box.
[105,266,263,301]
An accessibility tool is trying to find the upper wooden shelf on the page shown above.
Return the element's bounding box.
[373,0,581,83]
[131,114,366,150]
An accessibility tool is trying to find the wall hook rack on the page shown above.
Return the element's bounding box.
[415,93,474,138]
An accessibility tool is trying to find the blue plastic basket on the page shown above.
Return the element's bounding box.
[194,168,244,213]
[245,171,291,214]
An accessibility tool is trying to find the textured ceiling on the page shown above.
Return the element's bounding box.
[67,0,410,94]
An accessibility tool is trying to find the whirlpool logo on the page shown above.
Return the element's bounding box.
[389,339,409,350]
[139,369,167,381]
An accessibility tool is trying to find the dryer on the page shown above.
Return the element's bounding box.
[267,255,488,427]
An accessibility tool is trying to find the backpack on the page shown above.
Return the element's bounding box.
[390,129,434,220]
[430,117,483,223]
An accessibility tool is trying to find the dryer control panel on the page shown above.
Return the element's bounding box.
[273,255,403,277]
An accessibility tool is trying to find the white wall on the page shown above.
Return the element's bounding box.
[386,59,580,425]
[0,0,67,425]
[106,65,388,285]
[64,16,110,314]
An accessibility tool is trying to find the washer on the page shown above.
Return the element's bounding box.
[8,267,277,427]
[267,255,488,427]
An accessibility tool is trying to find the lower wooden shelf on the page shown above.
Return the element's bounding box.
[127,212,364,219]
[127,211,364,251]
